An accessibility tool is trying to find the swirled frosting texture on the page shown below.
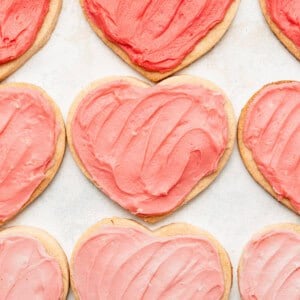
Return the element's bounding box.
[243,82,300,212]
[265,0,300,48]
[71,81,228,216]
[239,229,300,300]
[0,235,63,300]
[0,87,60,222]
[83,0,233,72]
[72,226,225,300]
[0,0,49,64]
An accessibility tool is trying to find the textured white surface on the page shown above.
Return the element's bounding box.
[4,0,300,299]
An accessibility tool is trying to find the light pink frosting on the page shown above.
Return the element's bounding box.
[0,0,49,64]
[265,0,300,48]
[239,229,300,300]
[0,235,63,300]
[72,226,225,300]
[0,87,60,222]
[71,81,228,216]
[82,0,233,72]
[243,82,300,213]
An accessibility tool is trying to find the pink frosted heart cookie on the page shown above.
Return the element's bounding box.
[67,75,235,222]
[80,0,240,81]
[0,0,62,81]
[0,226,69,299]
[0,83,65,224]
[238,223,300,299]
[238,81,300,214]
[259,0,300,60]
[71,217,232,300]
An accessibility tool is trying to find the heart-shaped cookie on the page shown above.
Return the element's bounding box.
[0,0,62,81]
[67,75,235,222]
[238,223,300,299]
[0,226,69,299]
[238,81,300,214]
[259,0,300,60]
[80,0,240,82]
[71,217,232,300]
[0,83,65,224]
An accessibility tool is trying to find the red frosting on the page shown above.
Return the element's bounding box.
[265,0,300,48]
[83,0,233,72]
[0,0,49,64]
[71,80,229,216]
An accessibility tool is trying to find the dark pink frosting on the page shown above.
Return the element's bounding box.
[266,0,300,48]
[0,0,49,64]
[82,0,233,72]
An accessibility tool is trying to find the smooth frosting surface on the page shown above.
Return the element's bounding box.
[0,86,60,222]
[0,235,63,300]
[243,82,300,212]
[72,226,225,300]
[83,0,233,72]
[239,229,300,300]
[0,0,49,64]
[71,81,228,216]
[265,0,300,48]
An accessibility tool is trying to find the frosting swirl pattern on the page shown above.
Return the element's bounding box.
[239,229,300,300]
[0,0,49,64]
[82,0,233,72]
[72,226,225,300]
[71,81,228,216]
[243,81,300,212]
[0,235,63,300]
[0,86,60,222]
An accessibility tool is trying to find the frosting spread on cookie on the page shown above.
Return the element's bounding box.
[265,0,300,48]
[243,81,300,212]
[0,0,49,64]
[0,235,63,300]
[239,229,300,300]
[0,86,60,222]
[71,81,228,216]
[72,226,225,300]
[82,0,233,72]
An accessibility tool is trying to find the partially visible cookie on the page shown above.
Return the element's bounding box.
[238,81,300,214]
[0,83,66,225]
[67,75,235,222]
[0,0,62,81]
[259,0,300,60]
[238,223,300,299]
[71,217,232,300]
[0,226,69,299]
[80,0,240,82]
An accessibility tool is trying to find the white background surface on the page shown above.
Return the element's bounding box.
[4,0,300,299]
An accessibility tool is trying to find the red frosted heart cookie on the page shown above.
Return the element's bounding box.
[71,217,232,300]
[67,75,235,222]
[80,0,240,81]
[0,226,69,300]
[260,0,300,59]
[238,223,300,299]
[238,81,300,214]
[0,83,65,224]
[0,0,62,81]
